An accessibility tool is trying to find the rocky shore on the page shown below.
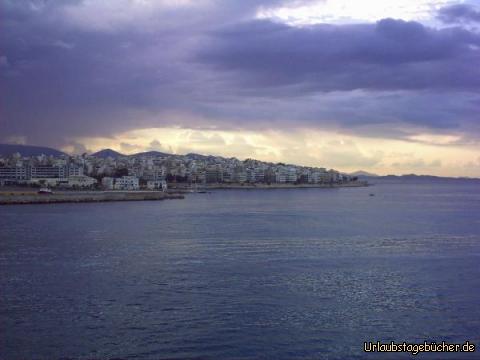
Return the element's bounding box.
[0,191,184,205]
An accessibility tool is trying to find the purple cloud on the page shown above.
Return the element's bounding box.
[197,18,480,91]
[438,4,480,23]
[0,0,479,149]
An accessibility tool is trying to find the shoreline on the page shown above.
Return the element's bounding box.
[174,181,369,191]
[0,191,184,205]
[0,181,367,204]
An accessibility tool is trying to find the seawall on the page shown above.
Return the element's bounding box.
[0,191,184,205]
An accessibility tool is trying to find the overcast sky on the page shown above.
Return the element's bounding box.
[1,0,479,176]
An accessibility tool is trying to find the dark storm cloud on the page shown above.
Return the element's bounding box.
[198,18,480,91]
[0,0,320,146]
[0,0,479,148]
[0,1,199,144]
[438,4,480,23]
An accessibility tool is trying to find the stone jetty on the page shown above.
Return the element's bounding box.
[0,191,184,205]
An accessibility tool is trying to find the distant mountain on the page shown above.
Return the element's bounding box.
[132,150,171,158]
[91,148,125,159]
[185,152,208,160]
[370,174,480,182]
[0,144,66,157]
[186,153,225,161]
[350,170,379,177]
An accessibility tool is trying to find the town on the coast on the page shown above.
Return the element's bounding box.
[0,149,364,191]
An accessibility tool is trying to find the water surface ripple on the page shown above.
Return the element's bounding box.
[1,181,479,359]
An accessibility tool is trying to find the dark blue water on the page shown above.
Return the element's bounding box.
[1,181,480,359]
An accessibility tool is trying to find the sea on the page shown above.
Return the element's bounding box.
[1,179,479,359]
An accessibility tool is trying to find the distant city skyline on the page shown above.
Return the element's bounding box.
[0,143,359,191]
[1,0,479,177]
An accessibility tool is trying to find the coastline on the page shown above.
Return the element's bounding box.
[0,181,367,204]
[0,190,184,205]
[173,181,369,190]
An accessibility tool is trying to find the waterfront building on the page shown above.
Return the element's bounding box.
[147,180,168,191]
[222,169,234,183]
[67,175,97,188]
[68,164,84,177]
[328,169,340,182]
[0,147,354,188]
[286,167,297,183]
[246,168,255,183]
[234,170,247,183]
[0,166,30,181]
[205,165,223,183]
[114,176,139,190]
[31,165,67,179]
[264,168,276,184]
[190,170,206,184]
[254,168,265,183]
[275,168,287,183]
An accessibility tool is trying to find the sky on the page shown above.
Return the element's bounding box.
[1,0,479,176]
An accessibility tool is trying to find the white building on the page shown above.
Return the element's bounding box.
[68,164,84,177]
[246,169,256,183]
[234,171,247,183]
[275,169,287,183]
[254,168,265,183]
[30,165,67,179]
[147,180,168,191]
[0,166,29,181]
[328,169,340,182]
[67,175,97,188]
[286,167,297,183]
[114,176,139,190]
[222,169,234,183]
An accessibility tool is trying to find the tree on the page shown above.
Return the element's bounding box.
[114,168,129,177]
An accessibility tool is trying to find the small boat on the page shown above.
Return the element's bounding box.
[38,188,53,194]
[369,193,375,197]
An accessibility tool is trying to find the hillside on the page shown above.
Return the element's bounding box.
[0,144,67,157]
[132,150,171,158]
[91,148,125,159]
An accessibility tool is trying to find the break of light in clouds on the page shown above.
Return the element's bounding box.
[257,0,456,26]
[1,0,479,176]
[67,127,480,177]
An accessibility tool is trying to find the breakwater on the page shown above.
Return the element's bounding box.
[0,191,183,205]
